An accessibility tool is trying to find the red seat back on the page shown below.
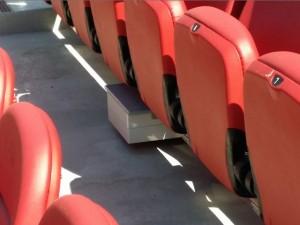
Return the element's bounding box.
[175,6,258,194]
[244,52,300,225]
[39,195,118,225]
[0,103,62,225]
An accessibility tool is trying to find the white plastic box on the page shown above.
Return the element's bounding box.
[106,84,182,144]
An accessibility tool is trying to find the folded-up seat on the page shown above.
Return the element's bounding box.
[244,52,300,225]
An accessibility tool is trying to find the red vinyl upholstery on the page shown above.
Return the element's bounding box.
[51,0,73,26]
[0,102,62,225]
[68,0,100,52]
[90,1,133,84]
[175,1,300,195]
[125,0,241,133]
[244,52,300,225]
[39,195,119,225]
[0,49,15,115]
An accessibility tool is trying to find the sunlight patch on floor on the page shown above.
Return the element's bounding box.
[59,168,81,197]
[185,180,195,192]
[52,15,65,40]
[157,147,183,167]
[206,195,213,203]
[209,207,235,225]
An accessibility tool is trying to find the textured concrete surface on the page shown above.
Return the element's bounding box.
[0,9,264,225]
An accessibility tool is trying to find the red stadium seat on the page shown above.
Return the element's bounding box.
[39,195,119,225]
[90,1,136,86]
[68,0,100,52]
[0,102,62,225]
[125,0,243,133]
[0,48,15,115]
[174,1,300,196]
[244,52,300,225]
[51,0,73,26]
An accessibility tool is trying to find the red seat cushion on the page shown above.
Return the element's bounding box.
[39,195,118,225]
[0,102,62,225]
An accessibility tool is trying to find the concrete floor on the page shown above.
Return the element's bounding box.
[0,6,264,225]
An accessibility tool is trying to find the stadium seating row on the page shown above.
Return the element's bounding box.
[49,1,300,225]
[0,48,118,225]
